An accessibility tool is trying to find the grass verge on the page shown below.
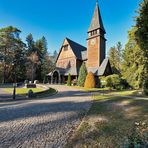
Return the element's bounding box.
[66,95,148,147]
[4,88,43,95]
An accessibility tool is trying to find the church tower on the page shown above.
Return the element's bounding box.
[87,1,106,69]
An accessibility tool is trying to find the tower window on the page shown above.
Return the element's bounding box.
[90,30,97,36]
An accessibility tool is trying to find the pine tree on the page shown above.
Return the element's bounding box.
[0,26,26,83]
[53,50,58,61]
[77,62,87,87]
[26,34,35,55]
[135,0,148,94]
[35,37,50,81]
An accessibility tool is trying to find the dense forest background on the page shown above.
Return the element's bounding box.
[0,27,58,83]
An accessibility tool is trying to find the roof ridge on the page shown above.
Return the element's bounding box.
[66,37,86,49]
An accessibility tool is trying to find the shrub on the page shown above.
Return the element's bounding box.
[99,76,107,88]
[67,73,72,86]
[106,76,113,89]
[77,62,87,87]
[104,74,122,90]
[28,89,34,98]
[84,72,96,88]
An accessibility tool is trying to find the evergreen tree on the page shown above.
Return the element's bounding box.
[35,37,50,81]
[0,26,26,83]
[53,50,58,62]
[122,27,144,89]
[116,41,123,64]
[26,34,35,55]
[67,73,72,86]
[109,42,122,74]
[13,39,26,82]
[77,62,87,87]
[109,46,120,74]
[135,0,148,94]
[40,36,49,82]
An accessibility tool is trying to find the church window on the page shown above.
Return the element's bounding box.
[94,30,97,35]
[63,45,68,51]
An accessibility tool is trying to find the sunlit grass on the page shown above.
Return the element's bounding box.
[109,90,140,96]
[71,85,145,97]
[4,88,43,95]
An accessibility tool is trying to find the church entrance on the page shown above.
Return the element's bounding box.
[52,70,61,84]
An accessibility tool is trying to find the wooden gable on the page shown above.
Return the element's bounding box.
[56,39,76,69]
[58,39,75,60]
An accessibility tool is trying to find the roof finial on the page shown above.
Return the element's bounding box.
[96,0,98,4]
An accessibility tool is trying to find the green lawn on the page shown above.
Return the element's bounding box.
[4,88,44,95]
[73,85,145,97]
[67,95,148,147]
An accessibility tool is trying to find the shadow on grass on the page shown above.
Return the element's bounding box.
[67,95,148,147]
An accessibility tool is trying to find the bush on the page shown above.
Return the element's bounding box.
[106,76,113,89]
[67,73,72,86]
[28,89,34,98]
[77,62,87,87]
[103,74,123,90]
[84,72,96,88]
[99,76,107,88]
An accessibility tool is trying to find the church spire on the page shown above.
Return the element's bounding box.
[88,1,105,33]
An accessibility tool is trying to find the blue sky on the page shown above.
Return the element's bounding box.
[0,0,142,54]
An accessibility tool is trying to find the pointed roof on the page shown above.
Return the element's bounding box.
[97,58,112,76]
[66,38,87,60]
[88,1,105,33]
[56,38,87,62]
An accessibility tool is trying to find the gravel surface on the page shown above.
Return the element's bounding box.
[0,85,92,148]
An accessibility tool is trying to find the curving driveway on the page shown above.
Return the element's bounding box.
[0,85,92,148]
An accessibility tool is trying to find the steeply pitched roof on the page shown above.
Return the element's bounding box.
[66,38,87,60]
[88,1,105,33]
[97,58,110,76]
[56,38,87,62]
[87,58,112,76]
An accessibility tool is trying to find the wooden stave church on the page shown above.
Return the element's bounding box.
[48,1,112,84]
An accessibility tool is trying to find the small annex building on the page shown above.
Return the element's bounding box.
[48,1,112,84]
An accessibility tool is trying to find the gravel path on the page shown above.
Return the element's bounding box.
[0,85,92,148]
